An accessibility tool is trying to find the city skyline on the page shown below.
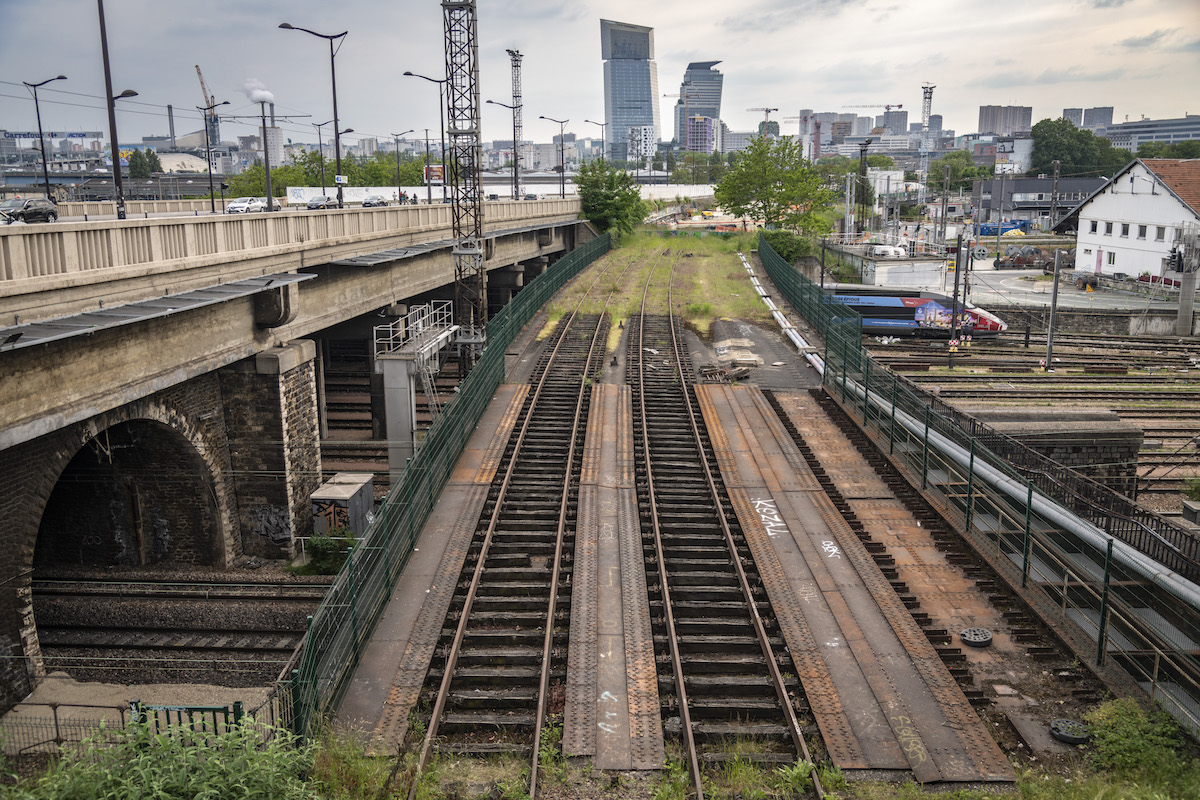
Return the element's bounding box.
[1,0,1197,151]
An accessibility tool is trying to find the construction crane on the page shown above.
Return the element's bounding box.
[842,103,903,111]
[748,107,779,137]
[195,65,220,145]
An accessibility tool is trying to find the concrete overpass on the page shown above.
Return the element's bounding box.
[0,199,588,704]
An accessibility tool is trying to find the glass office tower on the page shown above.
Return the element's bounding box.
[601,19,660,162]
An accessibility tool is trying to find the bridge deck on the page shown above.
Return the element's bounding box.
[697,384,1015,783]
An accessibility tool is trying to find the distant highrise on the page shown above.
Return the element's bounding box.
[881,109,908,135]
[1083,107,1114,129]
[1063,108,1084,127]
[601,19,660,161]
[978,105,1033,135]
[928,114,943,135]
[673,61,722,146]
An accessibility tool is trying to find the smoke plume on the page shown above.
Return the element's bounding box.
[242,78,275,105]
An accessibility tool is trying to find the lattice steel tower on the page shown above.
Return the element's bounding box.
[507,48,523,201]
[918,83,935,205]
[443,0,487,348]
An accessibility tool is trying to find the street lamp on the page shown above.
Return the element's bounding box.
[280,22,348,208]
[539,116,568,198]
[403,71,448,202]
[487,100,521,200]
[23,75,66,201]
[198,100,229,213]
[313,120,333,194]
[97,0,137,219]
[584,119,607,162]
[391,130,413,202]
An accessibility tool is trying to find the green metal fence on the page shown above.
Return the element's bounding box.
[757,233,1200,737]
[279,233,611,735]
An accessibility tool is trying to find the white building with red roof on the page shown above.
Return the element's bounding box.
[1065,159,1200,282]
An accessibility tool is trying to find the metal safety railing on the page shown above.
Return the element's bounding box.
[276,233,612,736]
[758,233,1200,738]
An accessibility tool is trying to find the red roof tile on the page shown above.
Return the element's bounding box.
[1141,159,1200,216]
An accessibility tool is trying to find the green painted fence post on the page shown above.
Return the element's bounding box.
[888,378,898,455]
[964,439,976,535]
[921,406,931,490]
[1096,539,1114,666]
[1022,481,1035,588]
[347,545,360,662]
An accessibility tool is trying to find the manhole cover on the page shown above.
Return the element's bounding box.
[1049,718,1091,745]
[960,627,994,648]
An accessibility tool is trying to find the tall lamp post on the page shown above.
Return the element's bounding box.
[97,0,137,219]
[486,100,521,199]
[198,100,229,213]
[391,130,413,202]
[313,120,333,194]
[421,128,434,204]
[23,75,66,201]
[403,71,448,202]
[540,116,568,198]
[584,119,607,162]
[279,22,348,208]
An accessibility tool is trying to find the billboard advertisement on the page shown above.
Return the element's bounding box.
[424,164,445,185]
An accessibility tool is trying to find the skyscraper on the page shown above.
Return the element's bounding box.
[673,61,723,146]
[1063,108,1084,127]
[978,105,1033,136]
[601,19,660,161]
[1083,107,1114,130]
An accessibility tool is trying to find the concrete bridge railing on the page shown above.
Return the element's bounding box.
[0,199,581,324]
[58,199,217,217]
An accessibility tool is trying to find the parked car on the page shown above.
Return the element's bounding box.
[0,197,57,223]
[307,196,334,210]
[226,197,267,214]
[362,195,389,207]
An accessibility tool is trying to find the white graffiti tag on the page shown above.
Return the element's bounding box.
[750,498,790,538]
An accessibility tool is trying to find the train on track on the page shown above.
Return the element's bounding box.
[826,285,1008,338]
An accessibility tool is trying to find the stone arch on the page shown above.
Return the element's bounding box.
[35,418,222,569]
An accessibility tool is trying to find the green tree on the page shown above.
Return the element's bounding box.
[145,149,162,173]
[1138,140,1200,159]
[576,158,646,235]
[714,136,833,232]
[1028,117,1132,176]
[865,154,895,169]
[651,151,664,171]
[127,148,150,179]
[928,150,988,191]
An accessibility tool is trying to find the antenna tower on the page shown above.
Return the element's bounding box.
[507,49,523,201]
[443,0,487,353]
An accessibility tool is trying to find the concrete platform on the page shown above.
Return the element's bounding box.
[337,383,528,749]
[697,384,1015,784]
[563,384,664,770]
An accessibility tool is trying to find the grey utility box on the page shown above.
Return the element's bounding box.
[311,473,375,536]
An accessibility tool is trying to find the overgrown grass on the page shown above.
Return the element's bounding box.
[541,232,772,346]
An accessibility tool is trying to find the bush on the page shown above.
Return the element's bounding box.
[761,230,815,263]
[2,720,313,799]
[303,527,355,575]
[1183,477,1200,501]
[1084,698,1185,776]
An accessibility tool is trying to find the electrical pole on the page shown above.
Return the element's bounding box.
[507,49,523,201]
[939,167,950,243]
[994,172,1006,265]
[949,232,963,370]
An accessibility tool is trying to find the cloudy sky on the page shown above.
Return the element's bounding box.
[1,0,1197,149]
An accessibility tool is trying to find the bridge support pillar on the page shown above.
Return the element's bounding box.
[220,340,321,558]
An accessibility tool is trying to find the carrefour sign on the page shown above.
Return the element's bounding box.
[3,131,104,139]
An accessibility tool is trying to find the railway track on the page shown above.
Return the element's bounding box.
[37,626,302,653]
[407,254,633,799]
[32,578,330,603]
[630,258,823,798]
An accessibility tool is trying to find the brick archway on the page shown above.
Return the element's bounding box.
[35,418,223,569]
